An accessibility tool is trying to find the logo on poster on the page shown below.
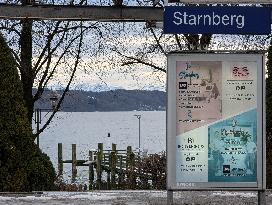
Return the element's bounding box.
[179,82,188,89]
[223,165,231,174]
[232,66,250,79]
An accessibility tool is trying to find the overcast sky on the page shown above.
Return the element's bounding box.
[39,20,168,91]
[0,1,270,91]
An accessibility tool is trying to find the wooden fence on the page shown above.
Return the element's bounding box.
[57,143,160,190]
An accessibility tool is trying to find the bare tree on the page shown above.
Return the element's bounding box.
[101,3,269,77]
[105,23,270,81]
[1,0,149,139]
[1,0,270,138]
[0,9,101,140]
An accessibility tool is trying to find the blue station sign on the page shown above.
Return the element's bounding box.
[164,6,271,35]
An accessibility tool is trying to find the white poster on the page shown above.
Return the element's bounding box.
[168,53,265,190]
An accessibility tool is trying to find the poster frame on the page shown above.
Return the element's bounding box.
[166,51,266,191]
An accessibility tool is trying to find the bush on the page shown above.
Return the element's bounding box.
[135,152,166,190]
[26,149,56,191]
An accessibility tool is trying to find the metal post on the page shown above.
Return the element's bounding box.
[134,114,141,153]
[167,190,173,205]
[34,92,59,148]
[258,190,266,205]
[138,116,141,150]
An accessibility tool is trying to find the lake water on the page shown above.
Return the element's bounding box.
[36,111,166,183]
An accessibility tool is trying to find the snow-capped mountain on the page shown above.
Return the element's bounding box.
[73,83,124,92]
[48,83,165,92]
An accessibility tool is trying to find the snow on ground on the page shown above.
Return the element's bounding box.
[212,191,256,198]
[0,190,271,205]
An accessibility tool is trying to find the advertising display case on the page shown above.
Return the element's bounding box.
[167,52,265,190]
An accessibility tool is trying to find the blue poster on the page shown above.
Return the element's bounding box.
[208,109,257,182]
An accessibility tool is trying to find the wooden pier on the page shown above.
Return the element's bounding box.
[57,143,165,190]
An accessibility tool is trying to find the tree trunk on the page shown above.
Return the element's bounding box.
[20,19,34,124]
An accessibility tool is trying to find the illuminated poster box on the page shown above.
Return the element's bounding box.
[167,52,265,190]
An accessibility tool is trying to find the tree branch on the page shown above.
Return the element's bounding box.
[149,27,166,55]
[9,48,21,68]
[0,26,21,36]
[33,29,86,102]
[35,22,84,137]
[113,45,166,73]
[33,30,66,77]
[33,21,63,75]
[33,46,52,102]
[0,21,21,36]
[122,60,166,73]
[55,24,99,34]
[174,34,182,50]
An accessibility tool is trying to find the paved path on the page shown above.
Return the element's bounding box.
[0,190,271,205]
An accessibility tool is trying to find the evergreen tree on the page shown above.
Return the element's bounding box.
[0,33,56,191]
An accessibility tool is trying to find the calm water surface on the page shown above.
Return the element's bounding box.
[35,111,166,183]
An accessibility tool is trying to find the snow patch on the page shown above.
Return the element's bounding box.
[0,196,53,201]
[17,196,53,200]
[212,191,256,198]
[148,191,167,198]
[70,193,117,200]
[43,191,122,200]
[0,196,13,201]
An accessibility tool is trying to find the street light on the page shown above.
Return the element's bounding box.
[35,90,60,147]
[134,114,141,153]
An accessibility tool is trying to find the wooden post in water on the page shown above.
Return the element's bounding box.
[89,151,94,190]
[58,143,63,176]
[107,167,111,189]
[72,144,77,183]
[110,143,117,189]
[118,155,124,189]
[107,149,111,190]
[96,143,103,190]
[126,146,132,170]
[126,146,136,189]
[131,150,136,189]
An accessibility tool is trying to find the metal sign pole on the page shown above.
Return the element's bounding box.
[258,190,266,205]
[167,190,173,205]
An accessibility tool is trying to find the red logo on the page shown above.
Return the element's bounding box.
[232,66,250,79]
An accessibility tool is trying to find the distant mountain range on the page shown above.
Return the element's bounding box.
[72,83,124,92]
[34,89,166,112]
[48,83,165,93]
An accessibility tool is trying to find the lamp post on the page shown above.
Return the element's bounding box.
[34,108,41,147]
[134,114,141,153]
[35,90,60,148]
